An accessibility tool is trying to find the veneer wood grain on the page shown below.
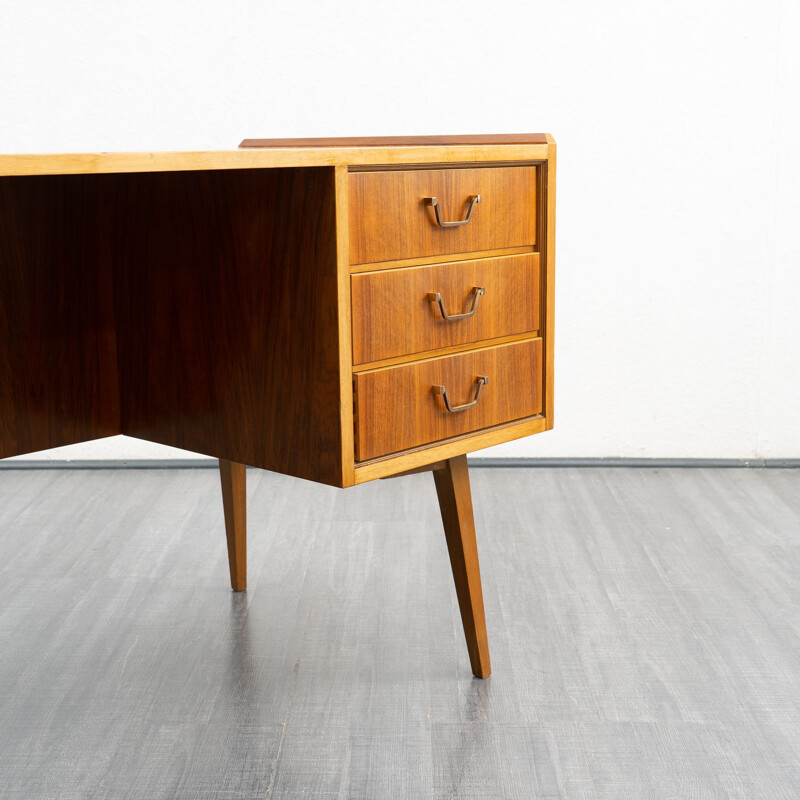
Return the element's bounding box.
[351,253,540,364]
[354,339,543,461]
[543,145,557,428]
[0,175,120,458]
[348,166,538,265]
[112,167,346,486]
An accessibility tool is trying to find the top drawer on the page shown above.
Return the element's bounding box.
[348,165,538,266]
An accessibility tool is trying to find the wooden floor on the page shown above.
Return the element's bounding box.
[0,466,798,799]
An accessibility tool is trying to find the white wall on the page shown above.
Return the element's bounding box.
[2,0,798,461]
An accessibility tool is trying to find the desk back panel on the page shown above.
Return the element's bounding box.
[0,175,121,458]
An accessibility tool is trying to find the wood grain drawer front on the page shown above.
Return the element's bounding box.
[351,254,540,365]
[354,339,542,461]
[349,166,538,266]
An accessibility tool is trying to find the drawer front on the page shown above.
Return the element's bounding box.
[349,166,538,265]
[351,253,540,365]
[354,339,542,461]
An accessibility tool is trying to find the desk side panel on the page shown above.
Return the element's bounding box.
[0,175,121,458]
[113,167,344,485]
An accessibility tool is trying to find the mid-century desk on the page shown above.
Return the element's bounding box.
[0,134,556,678]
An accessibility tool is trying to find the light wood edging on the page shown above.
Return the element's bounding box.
[352,332,540,374]
[112,168,344,485]
[349,245,534,274]
[0,145,550,178]
[353,416,547,483]
[335,165,356,486]
[351,253,540,365]
[349,159,543,173]
[544,141,556,428]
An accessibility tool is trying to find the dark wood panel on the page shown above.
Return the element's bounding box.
[0,175,120,458]
[349,166,538,265]
[354,339,543,461]
[240,133,548,148]
[112,167,345,486]
[351,253,540,364]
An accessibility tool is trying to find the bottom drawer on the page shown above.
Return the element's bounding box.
[354,338,542,461]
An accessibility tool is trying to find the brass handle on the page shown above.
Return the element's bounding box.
[432,376,489,413]
[424,194,481,227]
[427,286,485,321]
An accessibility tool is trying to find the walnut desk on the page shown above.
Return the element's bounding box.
[0,134,556,678]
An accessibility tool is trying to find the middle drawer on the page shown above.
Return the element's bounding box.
[351,253,540,365]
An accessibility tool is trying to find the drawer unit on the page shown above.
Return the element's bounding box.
[354,338,542,461]
[348,165,538,265]
[351,253,540,365]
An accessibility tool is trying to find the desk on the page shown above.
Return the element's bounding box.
[0,134,556,678]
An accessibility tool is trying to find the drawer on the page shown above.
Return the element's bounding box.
[354,339,542,461]
[348,166,538,265]
[351,253,540,365]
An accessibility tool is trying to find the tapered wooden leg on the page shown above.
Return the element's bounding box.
[219,459,247,592]
[432,454,491,678]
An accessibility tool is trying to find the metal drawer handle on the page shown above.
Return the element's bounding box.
[427,286,485,321]
[432,376,489,413]
[424,194,481,227]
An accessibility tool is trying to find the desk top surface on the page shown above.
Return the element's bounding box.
[0,134,554,177]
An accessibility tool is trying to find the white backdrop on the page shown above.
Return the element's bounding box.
[1,1,798,461]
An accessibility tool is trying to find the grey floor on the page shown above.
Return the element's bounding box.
[0,466,798,800]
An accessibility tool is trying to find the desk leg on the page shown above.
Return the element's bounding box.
[219,459,247,592]
[432,455,492,678]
